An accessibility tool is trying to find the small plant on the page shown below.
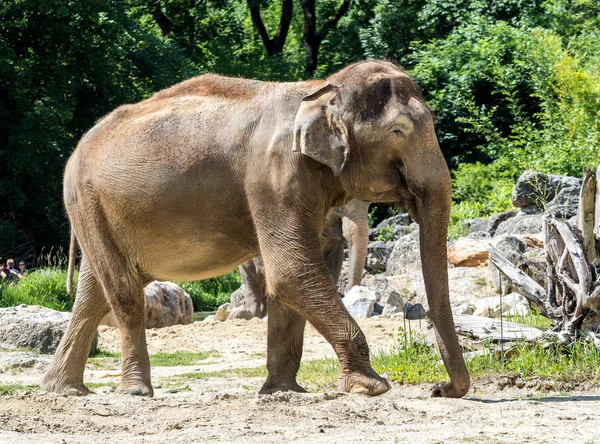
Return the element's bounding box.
[178,270,242,311]
[0,268,77,311]
[376,225,396,242]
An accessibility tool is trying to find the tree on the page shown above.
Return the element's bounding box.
[247,0,293,56]
[302,0,351,76]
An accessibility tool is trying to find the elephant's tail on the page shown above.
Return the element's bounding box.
[66,228,78,296]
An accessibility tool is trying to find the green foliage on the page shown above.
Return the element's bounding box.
[377,326,600,384]
[377,225,396,242]
[448,161,514,238]
[2,0,600,258]
[178,271,242,311]
[0,268,76,311]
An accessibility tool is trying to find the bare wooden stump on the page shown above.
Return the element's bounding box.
[489,167,600,345]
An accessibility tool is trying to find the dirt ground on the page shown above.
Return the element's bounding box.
[1,317,599,444]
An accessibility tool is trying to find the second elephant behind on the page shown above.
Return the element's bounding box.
[238,199,370,318]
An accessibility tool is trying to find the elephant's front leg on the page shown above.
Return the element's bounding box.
[255,213,390,397]
[259,297,307,394]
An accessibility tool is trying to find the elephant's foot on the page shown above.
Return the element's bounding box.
[259,377,308,394]
[431,381,469,398]
[41,374,90,396]
[117,379,154,397]
[338,370,391,396]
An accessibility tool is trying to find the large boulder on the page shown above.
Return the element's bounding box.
[447,238,489,267]
[101,281,193,329]
[214,303,232,322]
[512,171,580,215]
[386,229,421,276]
[489,236,526,294]
[229,284,246,308]
[343,286,376,318]
[473,293,530,317]
[365,241,395,274]
[495,213,543,236]
[227,306,254,321]
[361,275,404,316]
[0,305,97,354]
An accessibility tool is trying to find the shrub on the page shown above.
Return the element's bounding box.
[178,270,242,312]
[0,268,76,311]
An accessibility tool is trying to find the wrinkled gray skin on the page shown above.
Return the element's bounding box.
[240,199,370,318]
[42,60,469,399]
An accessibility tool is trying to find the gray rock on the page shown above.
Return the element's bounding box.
[365,241,395,274]
[473,293,530,317]
[0,305,98,354]
[386,229,421,276]
[0,352,50,372]
[227,306,254,321]
[403,302,426,320]
[215,303,232,322]
[546,186,580,218]
[488,210,518,237]
[495,214,543,236]
[230,285,246,308]
[101,281,193,329]
[489,236,526,294]
[375,214,412,230]
[512,171,580,209]
[145,281,194,329]
[462,217,491,236]
[343,286,376,318]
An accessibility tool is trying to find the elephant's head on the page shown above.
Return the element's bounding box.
[293,60,470,398]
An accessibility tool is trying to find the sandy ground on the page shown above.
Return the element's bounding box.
[1,317,599,443]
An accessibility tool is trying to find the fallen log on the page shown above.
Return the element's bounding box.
[453,314,546,342]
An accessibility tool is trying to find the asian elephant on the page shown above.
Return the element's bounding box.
[42,60,470,399]
[239,198,370,318]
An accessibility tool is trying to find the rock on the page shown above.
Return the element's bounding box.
[453,303,475,315]
[520,233,543,249]
[403,302,426,320]
[145,281,193,329]
[447,239,489,267]
[0,305,98,354]
[488,210,518,237]
[386,229,421,276]
[214,303,232,322]
[495,213,543,236]
[489,236,526,294]
[512,171,580,210]
[343,286,376,318]
[0,352,50,372]
[473,293,530,317]
[230,285,246,308]
[546,186,580,218]
[361,275,404,316]
[521,247,548,290]
[227,306,254,321]
[375,213,412,230]
[202,314,216,322]
[101,281,193,329]
[365,241,395,274]
[462,217,491,237]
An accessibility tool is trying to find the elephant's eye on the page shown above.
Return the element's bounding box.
[392,129,404,137]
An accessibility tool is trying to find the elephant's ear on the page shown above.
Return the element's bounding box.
[292,84,348,177]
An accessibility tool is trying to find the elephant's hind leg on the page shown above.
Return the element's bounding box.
[259,297,307,394]
[42,257,110,396]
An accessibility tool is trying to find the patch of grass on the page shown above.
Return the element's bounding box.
[178,271,242,311]
[298,357,339,391]
[504,312,552,329]
[0,384,38,396]
[89,350,220,369]
[377,326,600,384]
[150,350,219,367]
[0,268,77,311]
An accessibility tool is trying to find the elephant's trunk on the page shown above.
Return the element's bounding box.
[342,202,370,293]
[416,184,470,398]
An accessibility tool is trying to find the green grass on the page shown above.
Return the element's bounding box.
[177,271,242,311]
[375,327,600,384]
[0,268,77,311]
[0,384,38,396]
[88,350,220,369]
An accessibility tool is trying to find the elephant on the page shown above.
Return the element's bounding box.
[42,59,470,399]
[239,198,370,318]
